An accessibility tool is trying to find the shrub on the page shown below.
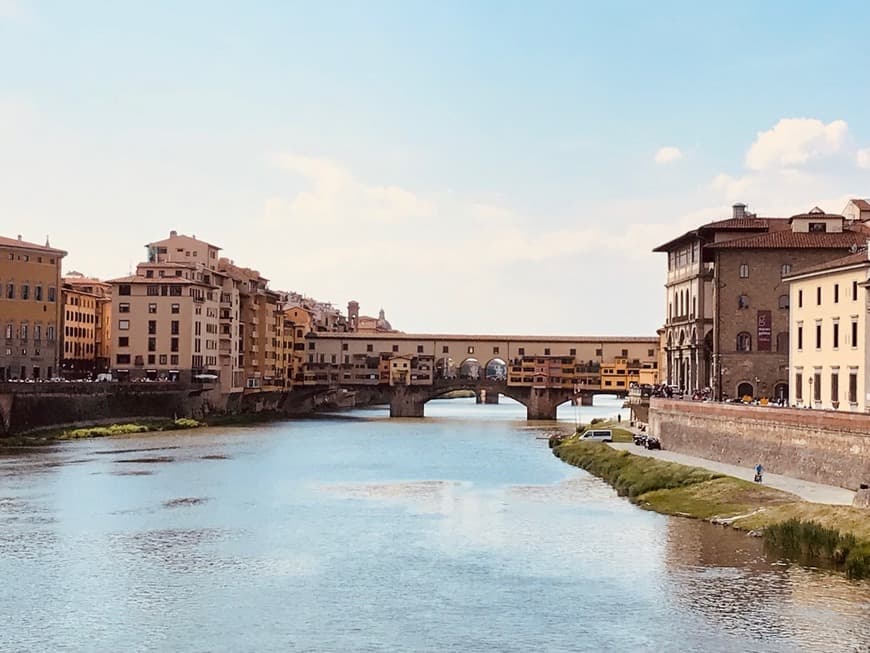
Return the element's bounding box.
[172,418,202,429]
[765,518,870,579]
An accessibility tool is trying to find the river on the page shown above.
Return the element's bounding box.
[1,396,868,652]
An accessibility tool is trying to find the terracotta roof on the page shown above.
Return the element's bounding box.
[850,199,870,210]
[788,207,844,221]
[0,235,66,255]
[706,229,866,250]
[106,275,211,285]
[63,275,108,284]
[147,233,222,250]
[310,333,659,343]
[785,251,870,278]
[701,217,771,230]
[652,229,700,253]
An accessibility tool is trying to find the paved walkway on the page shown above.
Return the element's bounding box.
[609,442,857,506]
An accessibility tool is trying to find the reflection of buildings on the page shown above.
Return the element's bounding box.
[655,202,870,400]
[662,516,870,648]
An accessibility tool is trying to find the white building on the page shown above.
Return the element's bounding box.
[785,246,870,411]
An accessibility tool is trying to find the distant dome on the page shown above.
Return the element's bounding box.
[376,308,392,331]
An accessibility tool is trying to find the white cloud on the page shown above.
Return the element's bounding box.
[272,154,435,224]
[0,0,30,21]
[654,146,683,164]
[857,148,870,170]
[255,153,677,333]
[745,118,848,170]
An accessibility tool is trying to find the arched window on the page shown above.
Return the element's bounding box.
[736,332,752,352]
[781,264,792,277]
[776,332,789,352]
[778,294,789,309]
[738,294,750,309]
[739,264,749,278]
[737,382,754,398]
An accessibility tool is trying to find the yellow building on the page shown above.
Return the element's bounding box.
[785,249,870,411]
[0,235,66,380]
[61,274,112,377]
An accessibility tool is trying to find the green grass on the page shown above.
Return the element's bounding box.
[555,440,721,498]
[57,418,203,440]
[552,439,870,579]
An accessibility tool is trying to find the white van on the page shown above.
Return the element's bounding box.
[581,429,613,442]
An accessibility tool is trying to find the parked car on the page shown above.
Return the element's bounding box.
[581,429,613,442]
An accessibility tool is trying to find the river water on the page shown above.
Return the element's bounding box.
[1,396,868,652]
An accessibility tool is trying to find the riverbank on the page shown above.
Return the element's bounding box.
[0,411,300,448]
[552,439,870,579]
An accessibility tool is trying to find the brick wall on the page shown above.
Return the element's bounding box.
[649,398,870,489]
[715,248,849,399]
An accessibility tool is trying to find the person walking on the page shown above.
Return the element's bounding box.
[754,463,764,483]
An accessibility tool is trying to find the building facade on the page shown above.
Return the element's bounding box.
[61,274,112,377]
[109,232,224,385]
[0,235,66,380]
[655,203,870,400]
[300,333,659,393]
[785,250,870,411]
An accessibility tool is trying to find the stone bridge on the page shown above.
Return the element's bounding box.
[391,379,585,420]
[306,379,606,420]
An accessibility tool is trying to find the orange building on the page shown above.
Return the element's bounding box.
[0,235,66,380]
[61,273,112,377]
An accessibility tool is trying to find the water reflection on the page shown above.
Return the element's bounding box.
[0,395,867,652]
[664,515,870,651]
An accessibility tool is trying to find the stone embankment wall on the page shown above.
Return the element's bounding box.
[649,399,870,490]
[0,382,223,435]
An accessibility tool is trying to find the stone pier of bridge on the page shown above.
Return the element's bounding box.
[389,384,576,421]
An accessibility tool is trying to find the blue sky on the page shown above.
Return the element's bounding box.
[3,1,870,334]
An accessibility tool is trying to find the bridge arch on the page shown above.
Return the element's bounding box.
[389,378,579,421]
[484,358,507,382]
[435,356,456,379]
[458,357,480,380]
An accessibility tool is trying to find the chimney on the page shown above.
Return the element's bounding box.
[732,203,746,220]
[170,230,177,237]
[17,234,22,241]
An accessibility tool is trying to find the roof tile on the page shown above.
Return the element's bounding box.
[706,230,866,250]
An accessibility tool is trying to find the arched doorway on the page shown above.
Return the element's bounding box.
[773,382,788,403]
[459,358,480,380]
[435,357,456,379]
[484,358,506,381]
[736,382,754,399]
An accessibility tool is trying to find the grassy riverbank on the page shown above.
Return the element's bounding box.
[553,439,870,579]
[0,417,205,446]
[0,411,299,447]
[58,418,203,439]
